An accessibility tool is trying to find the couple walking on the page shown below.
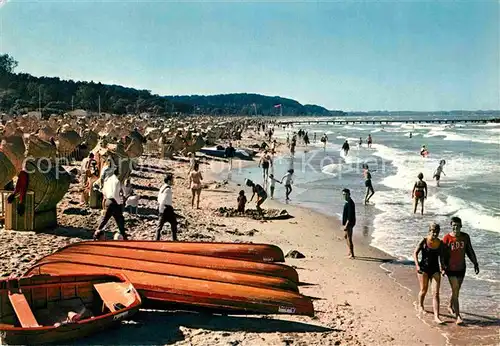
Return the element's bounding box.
[413,217,479,325]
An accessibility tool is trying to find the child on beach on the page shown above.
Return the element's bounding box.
[237,190,247,214]
[433,160,446,187]
[268,174,281,199]
[281,169,294,201]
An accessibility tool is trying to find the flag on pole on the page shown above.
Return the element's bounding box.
[274,104,282,108]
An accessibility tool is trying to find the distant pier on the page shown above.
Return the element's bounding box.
[277,118,500,126]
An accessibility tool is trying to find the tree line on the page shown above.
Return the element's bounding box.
[0,54,343,117]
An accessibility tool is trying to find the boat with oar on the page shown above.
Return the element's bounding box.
[0,273,141,345]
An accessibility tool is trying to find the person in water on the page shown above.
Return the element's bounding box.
[362,164,375,204]
[342,188,356,259]
[342,140,350,156]
[442,216,480,325]
[367,134,372,148]
[246,179,267,215]
[433,160,446,187]
[412,172,427,215]
[188,162,203,209]
[320,134,328,150]
[413,223,446,324]
[409,132,413,139]
[281,169,294,201]
[258,151,273,183]
[358,137,363,148]
[420,145,428,157]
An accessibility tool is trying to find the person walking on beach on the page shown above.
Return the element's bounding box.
[281,169,294,201]
[442,216,480,325]
[342,188,356,259]
[93,169,128,240]
[268,173,281,199]
[259,151,273,183]
[412,172,427,215]
[188,162,203,209]
[367,134,373,148]
[433,160,446,187]
[362,164,375,204]
[413,223,446,324]
[224,142,236,177]
[246,179,267,215]
[156,174,178,241]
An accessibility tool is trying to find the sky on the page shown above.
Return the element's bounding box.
[0,0,498,112]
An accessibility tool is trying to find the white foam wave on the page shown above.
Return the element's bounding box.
[321,163,341,177]
[425,129,500,145]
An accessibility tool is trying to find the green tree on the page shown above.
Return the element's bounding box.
[0,54,18,75]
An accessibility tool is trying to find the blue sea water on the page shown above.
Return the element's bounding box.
[231,114,500,316]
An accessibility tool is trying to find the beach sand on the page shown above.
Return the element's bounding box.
[0,130,490,345]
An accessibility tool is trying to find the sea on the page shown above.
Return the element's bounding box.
[228,114,499,330]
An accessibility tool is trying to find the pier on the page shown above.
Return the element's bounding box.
[276,118,500,126]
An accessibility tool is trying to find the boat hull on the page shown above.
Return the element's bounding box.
[31,251,298,292]
[0,273,141,345]
[56,240,285,262]
[26,262,314,316]
[53,242,298,283]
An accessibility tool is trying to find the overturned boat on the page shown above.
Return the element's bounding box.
[26,261,314,316]
[58,240,285,262]
[0,273,141,345]
[29,251,298,292]
[50,242,299,283]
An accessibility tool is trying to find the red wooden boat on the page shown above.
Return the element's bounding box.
[53,242,299,283]
[0,273,141,345]
[60,240,285,262]
[32,252,298,292]
[26,262,314,316]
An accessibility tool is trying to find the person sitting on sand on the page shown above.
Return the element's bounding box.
[413,222,446,324]
[281,169,294,201]
[188,162,203,209]
[268,173,281,200]
[442,216,480,325]
[156,174,178,241]
[237,190,247,214]
[412,172,427,215]
[433,160,446,187]
[246,179,267,215]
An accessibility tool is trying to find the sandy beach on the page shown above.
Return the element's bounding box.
[0,129,496,346]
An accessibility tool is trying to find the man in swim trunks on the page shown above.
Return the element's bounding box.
[342,188,356,259]
[258,151,273,183]
[442,216,479,325]
[366,134,372,148]
[342,140,350,156]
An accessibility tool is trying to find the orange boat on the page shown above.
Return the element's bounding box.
[53,242,298,283]
[0,273,141,345]
[26,262,314,316]
[32,252,298,292]
[60,240,285,262]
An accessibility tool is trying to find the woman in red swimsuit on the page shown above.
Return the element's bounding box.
[442,216,480,325]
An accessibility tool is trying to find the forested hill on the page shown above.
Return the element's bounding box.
[0,54,342,117]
